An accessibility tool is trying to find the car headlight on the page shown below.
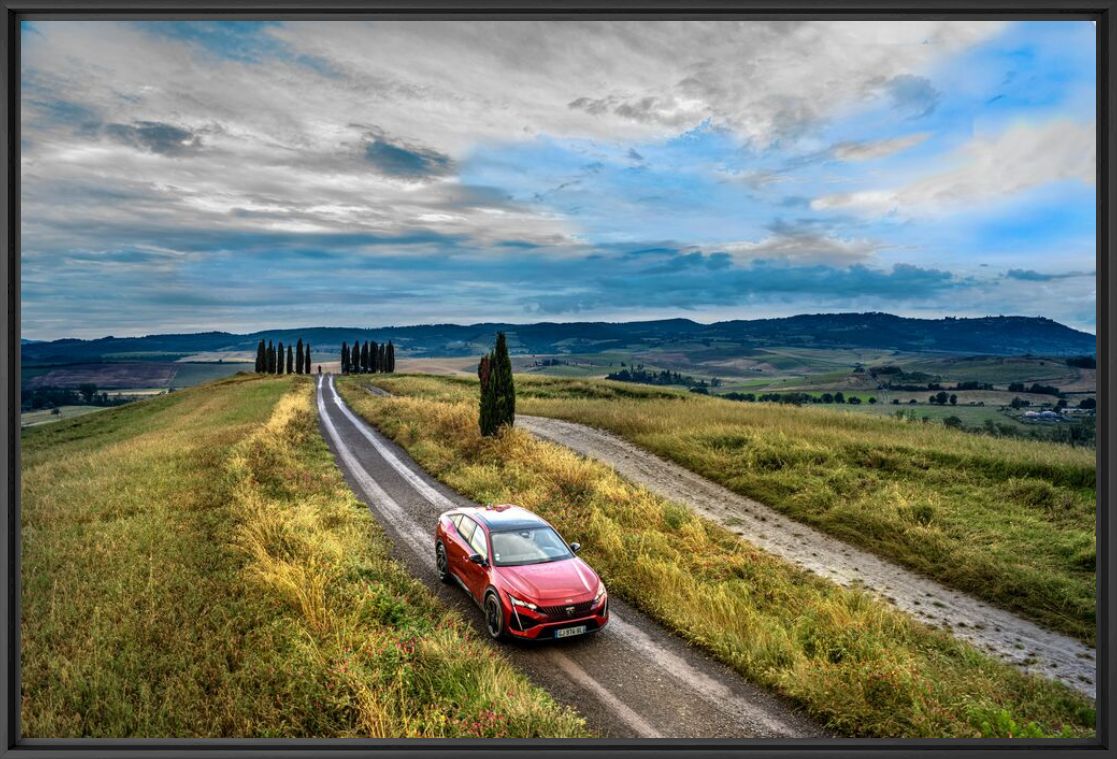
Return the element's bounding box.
[508,594,538,610]
[594,583,607,603]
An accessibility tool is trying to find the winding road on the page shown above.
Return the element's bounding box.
[316,375,825,739]
[518,414,1097,699]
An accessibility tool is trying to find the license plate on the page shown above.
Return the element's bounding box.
[555,625,587,639]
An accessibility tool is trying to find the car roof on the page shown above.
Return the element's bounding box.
[458,504,548,531]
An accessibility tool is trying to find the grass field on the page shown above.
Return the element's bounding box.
[519,377,1095,645]
[340,375,1094,739]
[20,374,586,738]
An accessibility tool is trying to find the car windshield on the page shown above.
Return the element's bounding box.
[490,526,573,566]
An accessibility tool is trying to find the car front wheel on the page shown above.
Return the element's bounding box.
[484,591,506,640]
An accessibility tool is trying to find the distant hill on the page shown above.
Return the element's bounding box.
[21,313,1096,365]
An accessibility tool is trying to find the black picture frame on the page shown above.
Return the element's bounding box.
[1,2,1112,757]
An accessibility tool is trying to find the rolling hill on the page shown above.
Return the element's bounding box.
[21,312,1095,365]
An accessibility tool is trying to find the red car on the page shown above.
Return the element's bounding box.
[435,504,609,641]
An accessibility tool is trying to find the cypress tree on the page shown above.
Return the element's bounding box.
[387,341,395,373]
[370,341,379,373]
[354,337,362,373]
[255,339,266,372]
[277,341,285,374]
[267,341,276,373]
[303,343,311,374]
[492,331,515,429]
[287,345,294,374]
[341,342,349,374]
[478,354,496,436]
[378,343,387,374]
[361,341,369,373]
[296,339,304,375]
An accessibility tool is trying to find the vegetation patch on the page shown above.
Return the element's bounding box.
[340,376,1095,739]
[20,374,585,737]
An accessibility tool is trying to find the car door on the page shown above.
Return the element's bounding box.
[445,514,472,580]
[458,516,491,601]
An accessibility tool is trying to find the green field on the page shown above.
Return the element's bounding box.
[20,375,585,738]
[342,375,1094,738]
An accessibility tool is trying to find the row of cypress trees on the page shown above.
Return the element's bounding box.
[478,332,514,436]
[255,338,314,375]
[340,339,396,374]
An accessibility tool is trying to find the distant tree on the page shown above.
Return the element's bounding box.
[820,392,834,404]
[379,343,387,374]
[944,415,963,429]
[255,339,266,372]
[833,391,845,404]
[1010,397,1029,409]
[949,394,958,406]
[847,396,861,405]
[296,339,304,375]
[868,397,877,405]
[387,341,395,373]
[478,355,496,436]
[358,341,367,373]
[934,391,949,405]
[341,342,349,374]
[277,341,285,374]
[287,345,294,374]
[1079,397,1096,410]
[370,341,379,373]
[354,337,362,372]
[304,343,312,374]
[267,341,276,373]
[78,383,97,404]
[1056,398,1068,409]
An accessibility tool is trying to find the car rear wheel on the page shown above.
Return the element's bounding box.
[484,591,506,640]
[435,541,451,584]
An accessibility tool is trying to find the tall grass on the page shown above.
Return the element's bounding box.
[20,374,585,737]
[340,376,1094,739]
[370,373,1096,645]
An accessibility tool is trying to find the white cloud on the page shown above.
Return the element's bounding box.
[832,132,930,162]
[813,119,1095,216]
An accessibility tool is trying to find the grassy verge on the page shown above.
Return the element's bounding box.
[20,373,586,737]
[339,375,1094,739]
[366,373,1096,645]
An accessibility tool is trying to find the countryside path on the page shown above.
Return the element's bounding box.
[316,376,825,739]
[518,415,1097,699]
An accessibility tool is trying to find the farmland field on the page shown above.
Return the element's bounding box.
[20,374,585,738]
[338,374,1094,738]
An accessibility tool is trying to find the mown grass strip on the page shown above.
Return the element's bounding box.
[20,373,586,738]
[339,376,1094,739]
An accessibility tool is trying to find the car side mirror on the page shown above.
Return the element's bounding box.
[569,542,581,554]
[468,552,486,565]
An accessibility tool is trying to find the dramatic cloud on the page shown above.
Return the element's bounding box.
[18,19,1096,337]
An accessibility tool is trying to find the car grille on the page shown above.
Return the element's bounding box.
[539,600,596,617]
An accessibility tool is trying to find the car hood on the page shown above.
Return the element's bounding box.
[497,557,599,602]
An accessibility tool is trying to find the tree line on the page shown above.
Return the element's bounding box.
[255,338,314,375]
[341,339,395,375]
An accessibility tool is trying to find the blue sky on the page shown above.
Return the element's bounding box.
[20,20,1096,339]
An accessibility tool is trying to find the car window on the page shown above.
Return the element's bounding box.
[467,520,489,560]
[449,514,464,529]
[490,526,573,566]
[456,516,476,543]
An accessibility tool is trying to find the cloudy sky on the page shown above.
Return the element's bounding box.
[20,19,1096,339]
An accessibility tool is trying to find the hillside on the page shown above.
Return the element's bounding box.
[19,375,585,737]
[21,313,1096,365]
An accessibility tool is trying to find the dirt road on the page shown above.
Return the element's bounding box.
[317,376,824,739]
[518,414,1097,700]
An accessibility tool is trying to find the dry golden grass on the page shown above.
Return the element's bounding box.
[340,376,1095,739]
[20,374,586,738]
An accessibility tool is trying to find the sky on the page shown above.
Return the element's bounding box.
[20,19,1097,339]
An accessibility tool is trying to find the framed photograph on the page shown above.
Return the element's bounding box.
[2,2,1112,758]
